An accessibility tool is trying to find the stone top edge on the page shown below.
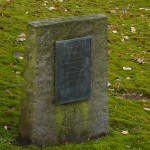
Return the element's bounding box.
[28,14,107,28]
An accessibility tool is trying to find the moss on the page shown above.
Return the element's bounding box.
[55,101,89,142]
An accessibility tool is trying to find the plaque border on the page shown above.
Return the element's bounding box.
[55,36,92,104]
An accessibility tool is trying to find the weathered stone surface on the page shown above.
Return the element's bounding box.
[19,14,108,146]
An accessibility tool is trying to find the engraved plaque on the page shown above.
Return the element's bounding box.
[56,36,91,104]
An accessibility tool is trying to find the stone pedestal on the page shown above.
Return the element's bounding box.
[19,14,108,146]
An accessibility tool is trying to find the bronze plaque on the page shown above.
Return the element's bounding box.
[56,36,91,104]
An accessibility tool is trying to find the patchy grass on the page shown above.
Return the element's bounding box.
[0,0,150,149]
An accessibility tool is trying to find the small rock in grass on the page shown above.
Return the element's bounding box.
[123,36,129,40]
[121,130,128,135]
[126,77,131,80]
[143,108,150,111]
[25,11,29,14]
[112,30,117,33]
[14,52,24,60]
[48,7,56,10]
[16,37,26,42]
[16,33,26,42]
[107,82,111,87]
[57,0,64,2]
[136,58,145,64]
[123,67,132,70]
[121,38,124,42]
[131,27,136,33]
[16,71,21,74]
[18,33,26,38]
[140,8,150,11]
[4,125,8,130]
[109,10,116,14]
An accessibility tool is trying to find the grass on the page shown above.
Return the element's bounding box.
[0,0,150,149]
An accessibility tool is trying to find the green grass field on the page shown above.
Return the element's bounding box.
[0,0,150,149]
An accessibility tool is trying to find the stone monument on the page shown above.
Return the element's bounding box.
[19,14,108,146]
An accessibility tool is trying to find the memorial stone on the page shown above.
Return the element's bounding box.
[19,14,108,146]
